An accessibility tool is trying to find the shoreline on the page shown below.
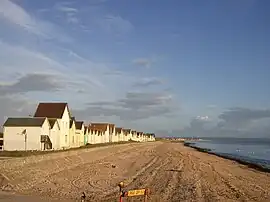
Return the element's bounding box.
[183,142,270,173]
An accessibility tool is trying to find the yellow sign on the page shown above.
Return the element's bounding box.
[127,189,146,197]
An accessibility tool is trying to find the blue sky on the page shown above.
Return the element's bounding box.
[0,0,269,137]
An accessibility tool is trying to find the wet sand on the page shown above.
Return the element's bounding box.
[0,142,270,202]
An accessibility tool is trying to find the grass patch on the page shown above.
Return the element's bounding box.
[155,137,166,141]
[0,140,138,158]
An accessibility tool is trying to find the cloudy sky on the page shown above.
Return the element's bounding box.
[0,0,269,137]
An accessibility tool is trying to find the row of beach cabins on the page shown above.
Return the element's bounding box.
[1,102,155,151]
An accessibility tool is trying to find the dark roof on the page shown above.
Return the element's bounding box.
[34,103,69,119]
[3,117,46,127]
[75,121,84,129]
[90,123,108,132]
[123,129,131,133]
[48,118,58,128]
[84,126,88,134]
[89,125,104,132]
[69,119,75,128]
[109,123,115,130]
[115,127,123,133]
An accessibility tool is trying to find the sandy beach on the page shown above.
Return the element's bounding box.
[0,141,270,202]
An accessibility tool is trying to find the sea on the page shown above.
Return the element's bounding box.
[185,137,270,170]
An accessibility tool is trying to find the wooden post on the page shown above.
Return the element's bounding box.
[144,194,147,202]
[118,182,124,202]
[24,130,27,151]
[144,188,149,202]
[119,195,123,202]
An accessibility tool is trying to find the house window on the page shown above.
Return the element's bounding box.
[65,135,68,143]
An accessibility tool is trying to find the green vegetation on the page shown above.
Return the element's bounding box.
[155,137,165,141]
[0,141,138,158]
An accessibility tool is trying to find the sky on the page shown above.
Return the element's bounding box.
[0,0,269,137]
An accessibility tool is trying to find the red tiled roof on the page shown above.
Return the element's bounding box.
[34,103,70,119]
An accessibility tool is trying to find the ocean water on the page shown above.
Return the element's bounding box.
[186,138,270,169]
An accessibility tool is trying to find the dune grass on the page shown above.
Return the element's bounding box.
[0,140,138,158]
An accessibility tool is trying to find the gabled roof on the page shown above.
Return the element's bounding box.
[84,126,88,134]
[75,121,84,129]
[90,123,108,132]
[89,125,105,132]
[48,118,59,129]
[109,123,115,130]
[115,127,123,133]
[123,129,131,133]
[34,103,70,119]
[69,119,75,128]
[3,117,46,127]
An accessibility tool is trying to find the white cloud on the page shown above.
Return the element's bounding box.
[0,73,65,95]
[0,0,38,34]
[195,115,209,121]
[73,91,178,131]
[56,6,78,13]
[0,0,72,42]
[53,2,80,25]
[0,41,178,130]
[0,96,36,127]
[0,41,139,125]
[97,14,133,35]
[175,108,270,138]
[0,0,178,132]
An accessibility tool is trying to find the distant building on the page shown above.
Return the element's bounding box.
[69,117,76,148]
[75,121,84,147]
[115,127,124,142]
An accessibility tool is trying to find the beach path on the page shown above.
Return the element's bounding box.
[0,141,269,202]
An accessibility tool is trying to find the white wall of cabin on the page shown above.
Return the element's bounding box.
[3,119,50,151]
